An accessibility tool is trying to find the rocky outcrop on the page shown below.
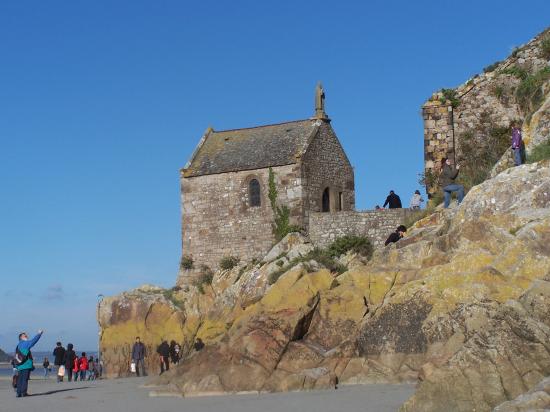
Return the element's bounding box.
[493,376,550,411]
[100,161,550,412]
[423,27,550,192]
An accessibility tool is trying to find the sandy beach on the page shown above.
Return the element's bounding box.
[0,376,415,412]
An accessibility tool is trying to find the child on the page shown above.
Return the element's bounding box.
[79,352,88,381]
[87,356,95,380]
[43,357,51,379]
[409,190,425,210]
[73,353,80,381]
[11,358,18,392]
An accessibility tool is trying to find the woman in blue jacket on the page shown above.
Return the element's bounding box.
[15,330,43,397]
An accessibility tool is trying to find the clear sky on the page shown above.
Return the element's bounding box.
[1,0,548,352]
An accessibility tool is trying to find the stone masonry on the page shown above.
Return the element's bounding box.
[309,209,414,249]
[422,28,549,194]
[180,163,302,283]
[179,86,355,284]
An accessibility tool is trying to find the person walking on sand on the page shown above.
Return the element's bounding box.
[131,336,147,377]
[511,123,524,166]
[383,190,402,209]
[157,340,170,375]
[87,356,96,380]
[409,190,424,210]
[14,329,43,397]
[440,157,465,208]
[43,357,51,379]
[78,352,88,381]
[385,225,407,246]
[63,343,77,382]
[73,352,80,381]
[53,342,66,382]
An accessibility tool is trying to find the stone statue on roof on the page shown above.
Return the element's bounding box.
[314,82,328,120]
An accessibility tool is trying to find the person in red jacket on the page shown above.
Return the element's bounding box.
[79,352,88,381]
[72,353,80,381]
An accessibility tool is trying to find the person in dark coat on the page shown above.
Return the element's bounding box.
[63,343,77,382]
[440,157,464,208]
[385,225,407,246]
[383,190,402,209]
[131,336,146,377]
[53,342,66,382]
[156,340,170,375]
[193,338,205,352]
[169,340,180,365]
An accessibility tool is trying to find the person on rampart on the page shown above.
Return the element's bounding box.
[440,157,464,208]
[409,190,424,210]
[383,190,402,209]
[14,329,43,397]
[385,225,407,246]
[511,123,524,166]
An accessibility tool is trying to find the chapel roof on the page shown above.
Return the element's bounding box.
[182,118,324,177]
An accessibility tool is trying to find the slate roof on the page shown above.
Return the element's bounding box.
[183,119,320,177]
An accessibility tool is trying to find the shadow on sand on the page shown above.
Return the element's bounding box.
[29,386,91,397]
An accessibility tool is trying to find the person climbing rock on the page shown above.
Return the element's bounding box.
[385,225,407,246]
[440,157,464,208]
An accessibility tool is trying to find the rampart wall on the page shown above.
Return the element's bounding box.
[308,209,414,249]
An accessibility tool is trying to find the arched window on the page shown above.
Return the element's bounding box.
[249,179,261,207]
[322,187,330,212]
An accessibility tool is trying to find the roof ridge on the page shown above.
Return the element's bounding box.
[213,119,312,133]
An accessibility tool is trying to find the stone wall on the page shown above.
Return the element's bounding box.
[422,28,549,194]
[179,163,303,284]
[308,209,414,249]
[179,119,356,286]
[302,121,355,220]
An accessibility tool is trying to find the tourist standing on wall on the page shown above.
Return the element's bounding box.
[440,158,465,208]
[131,336,147,377]
[63,343,77,382]
[157,340,170,375]
[385,225,407,246]
[14,330,43,398]
[53,342,66,382]
[383,190,402,209]
[511,123,524,166]
[409,190,424,210]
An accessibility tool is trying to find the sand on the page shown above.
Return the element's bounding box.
[0,375,415,412]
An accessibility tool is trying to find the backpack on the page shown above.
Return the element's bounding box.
[14,346,32,367]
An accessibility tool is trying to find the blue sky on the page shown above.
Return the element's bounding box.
[1,0,548,351]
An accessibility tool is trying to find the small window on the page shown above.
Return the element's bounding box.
[338,192,344,211]
[322,187,330,212]
[249,179,261,207]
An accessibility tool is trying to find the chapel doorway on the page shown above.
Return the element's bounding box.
[322,187,330,212]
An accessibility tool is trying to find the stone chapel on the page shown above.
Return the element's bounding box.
[180,84,355,274]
